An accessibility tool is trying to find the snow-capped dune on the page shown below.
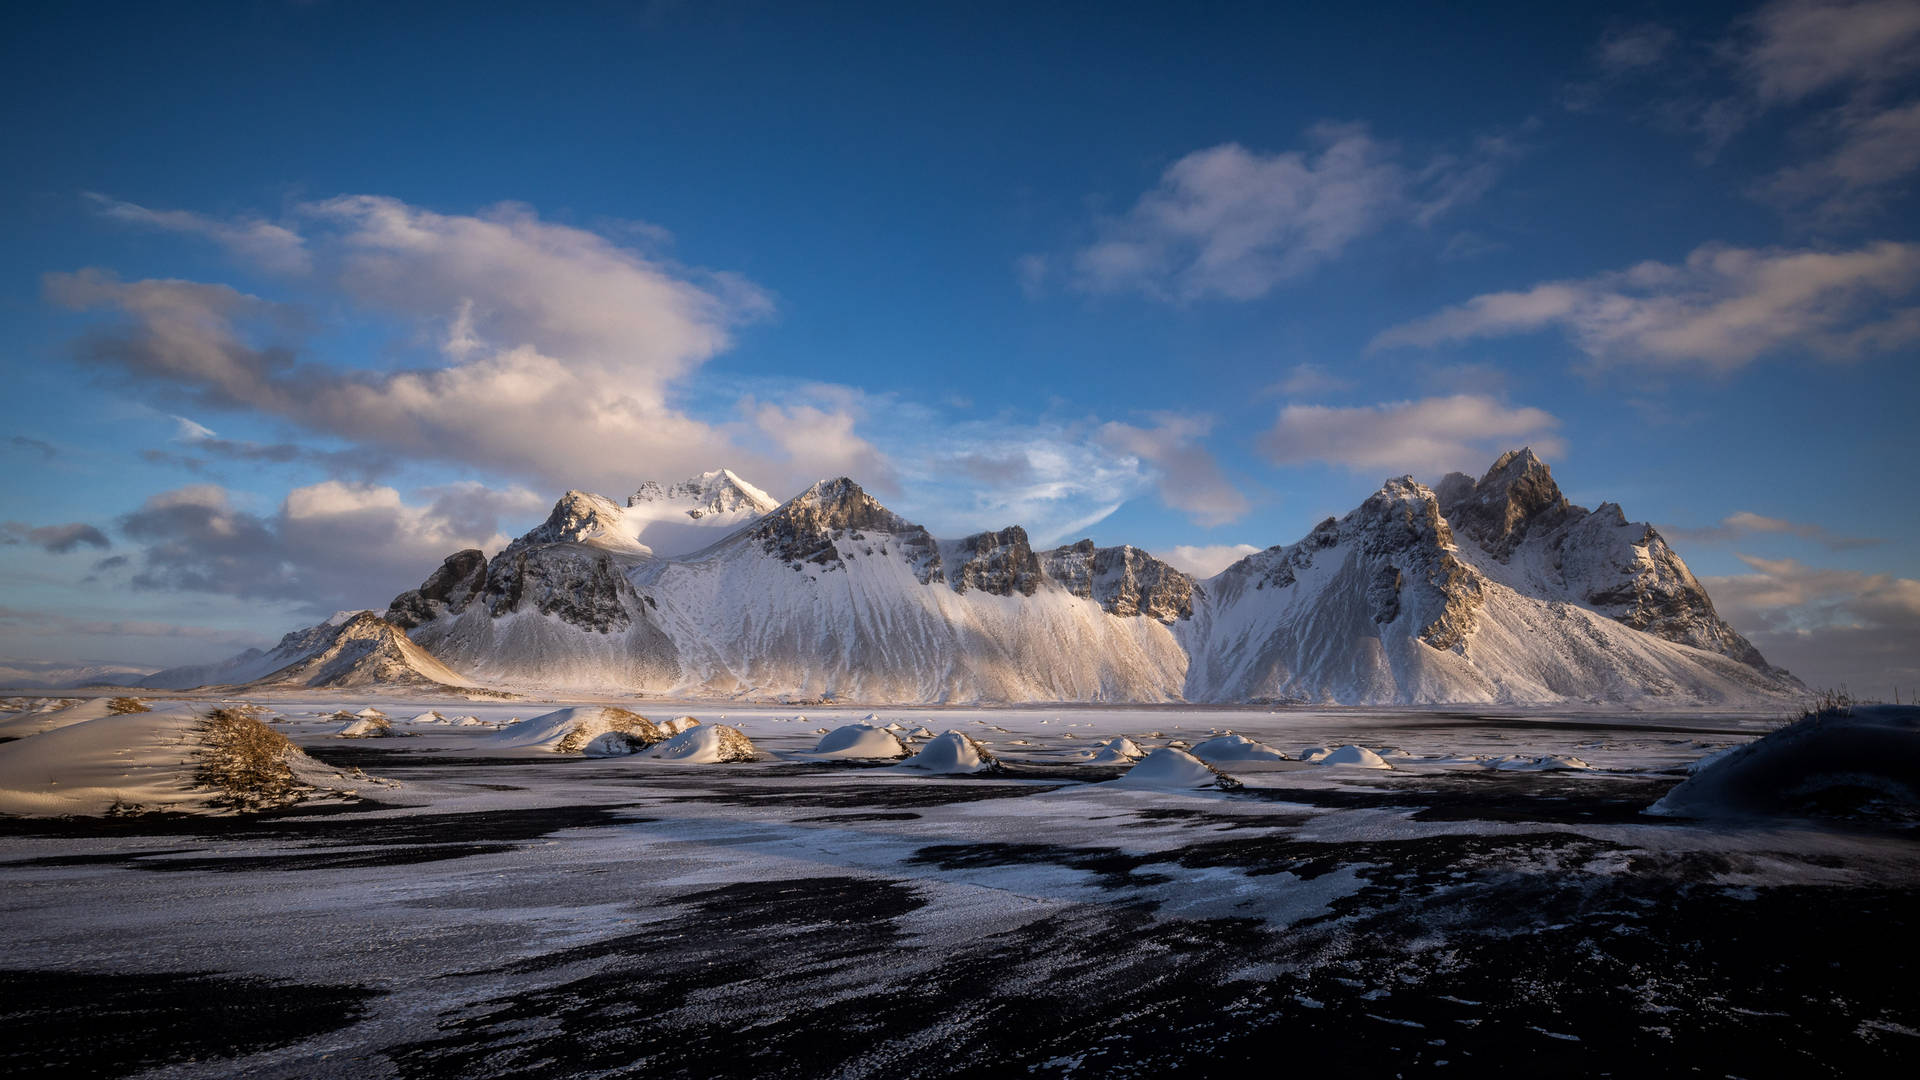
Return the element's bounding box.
[485,706,665,754]
[646,724,757,763]
[1188,734,1289,763]
[0,706,387,817]
[898,731,998,774]
[809,723,908,759]
[1111,748,1239,790]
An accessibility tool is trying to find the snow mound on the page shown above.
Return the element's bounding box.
[486,706,665,754]
[336,716,397,738]
[1650,705,1920,821]
[406,711,444,725]
[898,731,999,774]
[1111,748,1240,790]
[647,724,757,763]
[810,724,908,759]
[909,726,936,738]
[1316,745,1392,769]
[0,706,390,817]
[354,707,388,719]
[452,715,485,726]
[1086,737,1146,765]
[1188,734,1288,763]
[659,716,702,735]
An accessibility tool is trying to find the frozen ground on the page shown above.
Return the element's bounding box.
[2,696,1917,1078]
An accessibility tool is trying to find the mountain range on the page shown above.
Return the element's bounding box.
[140,455,1804,705]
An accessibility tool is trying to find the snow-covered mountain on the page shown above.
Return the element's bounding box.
[142,610,473,691]
[162,455,1804,705]
[0,660,157,690]
[1182,451,1796,704]
[398,477,1190,700]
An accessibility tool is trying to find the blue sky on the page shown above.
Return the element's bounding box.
[1,0,1916,692]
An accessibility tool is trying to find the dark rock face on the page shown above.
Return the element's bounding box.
[749,478,942,583]
[1438,448,1780,674]
[948,528,1044,597]
[481,546,635,633]
[386,549,488,629]
[1350,479,1483,651]
[1367,565,1404,624]
[1042,541,1195,622]
[1437,448,1579,559]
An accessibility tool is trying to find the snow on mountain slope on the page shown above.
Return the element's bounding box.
[631,479,1190,701]
[242,612,477,690]
[141,611,368,689]
[192,452,1807,706]
[141,611,475,691]
[1181,456,1803,706]
[392,476,1191,700]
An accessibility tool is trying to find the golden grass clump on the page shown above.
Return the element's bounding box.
[194,707,312,811]
[106,697,152,714]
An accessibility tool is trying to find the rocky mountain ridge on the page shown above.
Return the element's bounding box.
[160,454,1803,705]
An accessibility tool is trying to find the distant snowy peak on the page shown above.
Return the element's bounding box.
[628,468,778,518]
[508,469,781,561]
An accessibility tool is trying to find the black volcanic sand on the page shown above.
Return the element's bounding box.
[2,737,1917,1078]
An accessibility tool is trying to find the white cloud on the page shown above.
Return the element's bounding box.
[1257,394,1562,475]
[84,192,311,274]
[114,480,545,612]
[1665,510,1882,551]
[51,195,890,499]
[1068,125,1511,301]
[1372,241,1920,371]
[1704,554,1920,694]
[1156,543,1262,579]
[1095,413,1248,527]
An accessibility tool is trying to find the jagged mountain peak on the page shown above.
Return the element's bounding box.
[628,468,778,516]
[1438,447,1579,558]
[519,490,633,548]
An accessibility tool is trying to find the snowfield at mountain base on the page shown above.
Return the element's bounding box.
[3,693,1915,1078]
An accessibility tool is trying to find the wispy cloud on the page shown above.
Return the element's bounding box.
[1705,553,1920,694]
[1063,124,1516,302]
[1,521,111,554]
[1257,394,1561,475]
[1373,241,1920,371]
[1095,413,1248,527]
[84,192,311,274]
[1665,510,1881,551]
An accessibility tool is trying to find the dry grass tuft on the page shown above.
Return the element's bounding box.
[194,707,313,811]
[106,697,152,714]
